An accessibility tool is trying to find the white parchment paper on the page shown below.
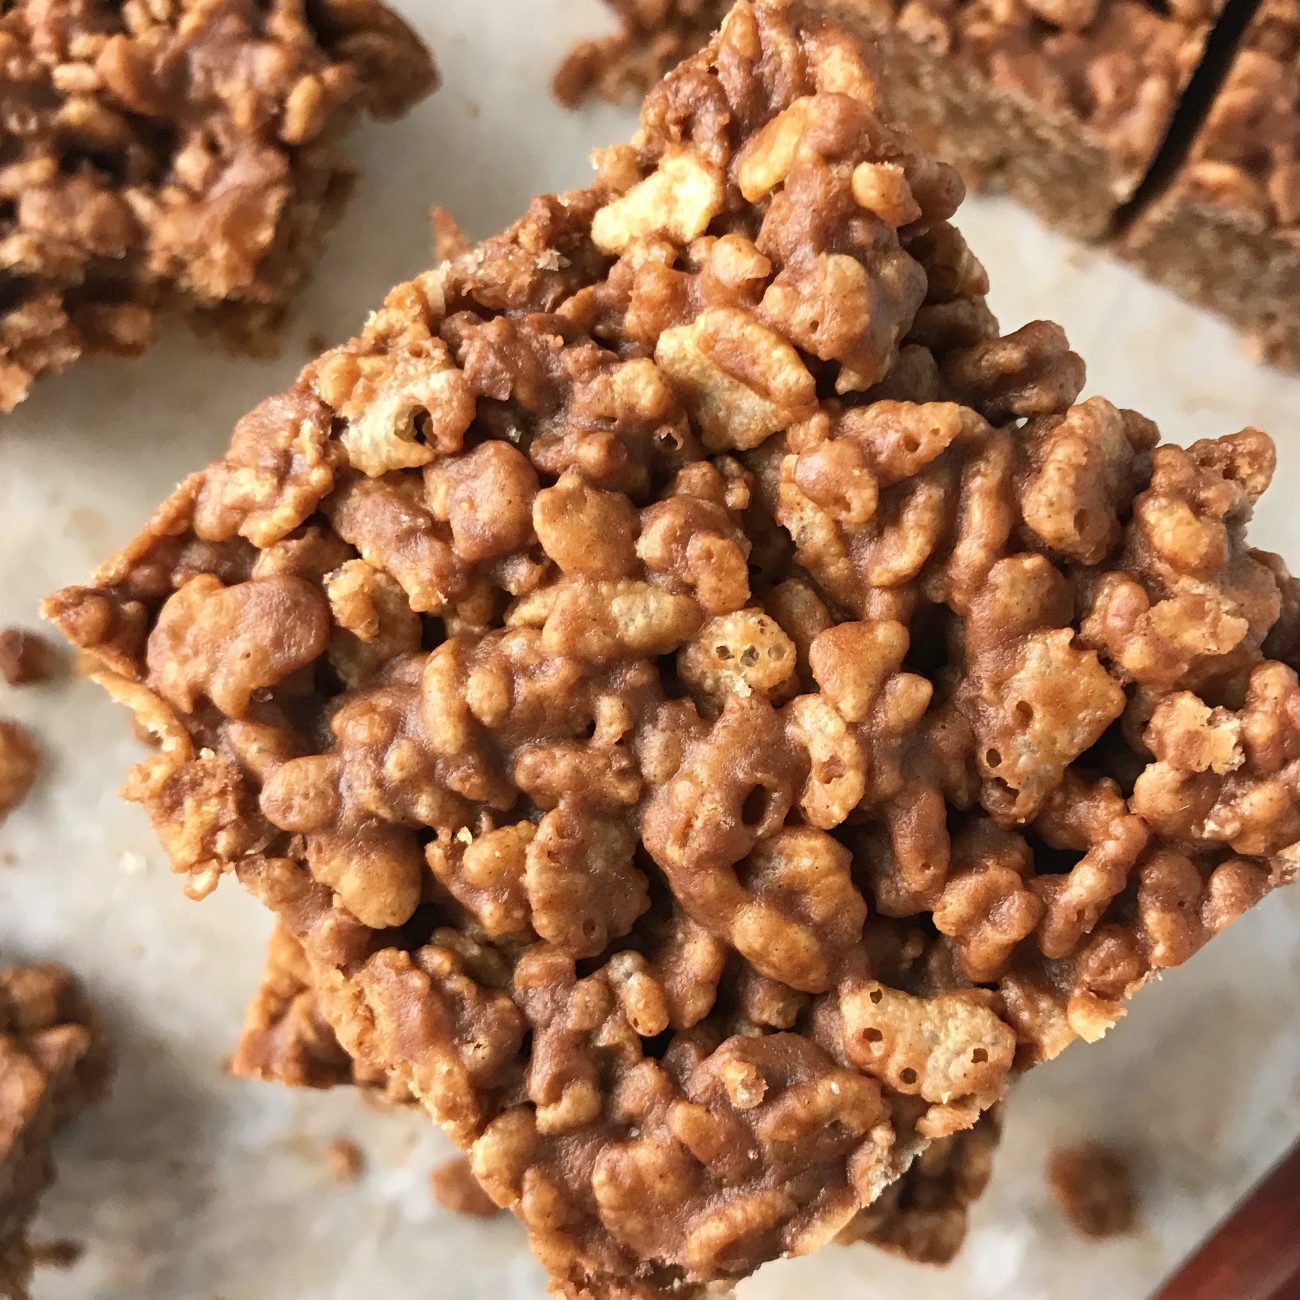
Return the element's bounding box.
[1,2,1297,1297]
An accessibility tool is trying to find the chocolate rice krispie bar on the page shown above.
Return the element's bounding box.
[0,0,436,412]
[46,1,1299,1294]
[236,924,999,1264]
[557,0,1225,238]
[1126,0,1300,368]
[0,963,110,1300]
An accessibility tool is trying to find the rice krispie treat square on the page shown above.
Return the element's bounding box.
[0,0,436,411]
[47,2,1299,1293]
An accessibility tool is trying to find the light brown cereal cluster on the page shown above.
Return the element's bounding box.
[859,0,1221,187]
[0,0,436,411]
[1121,0,1300,368]
[0,721,38,825]
[0,962,110,1300]
[1047,1142,1137,1237]
[239,923,1001,1261]
[1163,0,1300,237]
[47,3,1298,1295]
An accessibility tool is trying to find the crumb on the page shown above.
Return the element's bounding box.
[29,1239,84,1270]
[0,719,38,823]
[1048,1143,1138,1238]
[325,1137,365,1184]
[432,206,471,264]
[1243,334,1270,366]
[431,1157,500,1220]
[306,333,332,356]
[1062,245,1088,273]
[0,628,56,686]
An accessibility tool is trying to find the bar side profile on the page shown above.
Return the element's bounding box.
[1126,0,1300,368]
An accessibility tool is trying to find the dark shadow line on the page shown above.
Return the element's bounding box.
[1113,0,1266,235]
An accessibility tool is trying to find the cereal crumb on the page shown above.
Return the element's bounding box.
[1048,1143,1138,1237]
[325,1137,365,1184]
[431,1157,500,1219]
[0,628,56,686]
[306,333,332,356]
[0,719,38,822]
[30,1239,85,1270]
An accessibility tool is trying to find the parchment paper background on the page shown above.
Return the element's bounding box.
[1,3,1297,1297]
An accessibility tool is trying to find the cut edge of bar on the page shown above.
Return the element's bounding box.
[1113,0,1266,234]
